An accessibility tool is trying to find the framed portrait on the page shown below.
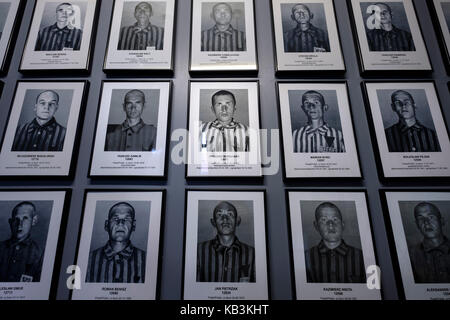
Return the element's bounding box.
[183,190,269,300]
[71,190,164,300]
[0,190,68,300]
[90,81,171,177]
[0,0,23,74]
[348,0,431,73]
[383,190,450,300]
[429,0,450,71]
[20,0,99,73]
[287,190,381,300]
[0,81,88,177]
[363,81,450,179]
[271,0,345,72]
[187,81,262,178]
[104,0,176,72]
[278,82,361,178]
[189,0,258,72]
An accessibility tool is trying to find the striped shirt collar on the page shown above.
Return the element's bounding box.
[5,236,33,248]
[213,25,235,36]
[28,117,58,132]
[212,236,242,253]
[396,120,424,133]
[318,240,349,256]
[121,119,145,133]
[49,23,72,33]
[132,22,153,32]
[294,23,319,36]
[103,242,135,261]
[377,25,403,37]
[305,123,330,136]
[421,237,450,254]
[211,119,239,130]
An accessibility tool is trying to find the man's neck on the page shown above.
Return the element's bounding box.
[310,118,324,129]
[136,20,150,29]
[35,118,52,126]
[56,21,68,29]
[323,239,342,250]
[401,118,417,127]
[217,119,233,126]
[380,23,393,31]
[127,118,141,127]
[109,240,129,253]
[423,235,445,250]
[216,24,231,32]
[218,234,235,247]
[298,22,311,31]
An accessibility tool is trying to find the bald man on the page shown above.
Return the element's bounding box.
[12,90,66,152]
[105,89,157,152]
[197,201,255,283]
[283,3,330,53]
[409,202,450,283]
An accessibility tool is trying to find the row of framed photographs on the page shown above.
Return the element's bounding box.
[0,189,448,300]
[0,80,449,179]
[2,0,450,74]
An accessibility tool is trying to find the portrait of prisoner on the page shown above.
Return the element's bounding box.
[86,201,149,283]
[35,2,85,51]
[378,89,441,153]
[0,201,52,283]
[399,201,450,283]
[302,201,366,283]
[12,89,70,152]
[197,200,255,283]
[290,90,345,153]
[281,3,330,53]
[117,1,165,51]
[105,89,158,152]
[199,89,250,152]
[201,2,246,52]
[361,2,415,51]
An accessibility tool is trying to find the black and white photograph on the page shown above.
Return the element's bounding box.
[190,0,257,72]
[364,82,450,178]
[184,190,268,300]
[104,0,176,71]
[0,81,87,176]
[72,191,163,300]
[187,81,261,178]
[384,191,450,300]
[430,0,450,69]
[271,0,345,71]
[0,191,67,300]
[287,191,380,300]
[349,0,431,72]
[20,0,98,72]
[90,81,171,177]
[0,0,21,73]
[278,83,361,178]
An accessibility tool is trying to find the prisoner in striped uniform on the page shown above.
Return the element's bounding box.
[366,2,415,51]
[0,202,43,282]
[35,3,83,51]
[12,90,66,152]
[305,202,366,283]
[283,4,330,53]
[197,201,255,283]
[86,202,146,283]
[384,90,441,152]
[201,2,246,52]
[200,90,250,152]
[292,90,345,153]
[117,2,164,51]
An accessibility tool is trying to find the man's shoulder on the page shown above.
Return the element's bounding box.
[107,124,123,134]
[151,24,164,32]
[54,120,67,132]
[310,24,327,35]
[393,26,412,36]
[130,243,147,255]
[238,240,254,252]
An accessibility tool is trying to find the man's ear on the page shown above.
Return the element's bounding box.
[132,220,136,232]
[391,103,396,113]
[236,216,241,227]
[313,220,319,232]
[104,220,109,232]
[310,12,314,20]
[323,104,329,113]
[210,218,216,228]
[291,13,295,21]
[32,215,38,226]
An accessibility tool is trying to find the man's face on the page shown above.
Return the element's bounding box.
[34,91,59,122]
[106,205,135,243]
[211,205,240,236]
[315,206,344,243]
[292,5,311,24]
[213,4,233,26]
[212,94,236,124]
[9,205,36,242]
[376,4,392,24]
[302,94,325,121]
[415,205,443,240]
[124,92,145,121]
[392,92,416,121]
[56,4,73,25]
[135,3,152,25]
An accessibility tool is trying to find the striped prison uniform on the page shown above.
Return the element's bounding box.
[385,121,441,152]
[200,119,250,152]
[117,23,164,51]
[35,23,82,51]
[366,26,415,51]
[292,124,345,153]
[86,242,146,283]
[197,236,255,283]
[0,237,43,282]
[305,240,366,283]
[201,25,246,52]
[12,117,66,152]
[283,24,330,53]
[105,120,157,152]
